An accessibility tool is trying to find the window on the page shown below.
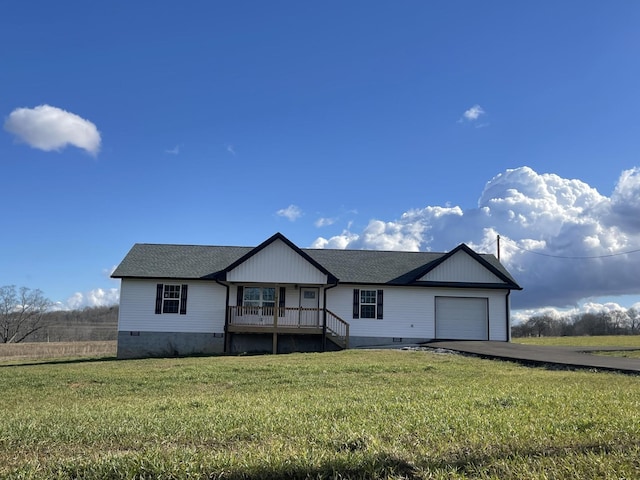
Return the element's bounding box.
[236,286,286,316]
[155,284,188,315]
[163,285,181,313]
[352,288,383,319]
[360,290,377,318]
[243,287,275,309]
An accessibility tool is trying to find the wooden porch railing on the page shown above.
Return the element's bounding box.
[228,306,323,328]
[227,306,349,349]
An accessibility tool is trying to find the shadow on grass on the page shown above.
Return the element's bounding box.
[0,351,229,368]
[0,355,119,368]
[36,453,422,480]
[13,443,640,479]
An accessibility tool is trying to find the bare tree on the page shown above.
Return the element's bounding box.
[627,308,640,334]
[0,286,52,343]
[528,315,554,337]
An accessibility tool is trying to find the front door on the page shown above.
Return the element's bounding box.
[300,288,319,326]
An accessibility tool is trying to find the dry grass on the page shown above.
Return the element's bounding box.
[0,341,116,361]
[513,335,640,347]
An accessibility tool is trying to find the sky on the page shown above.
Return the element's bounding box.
[2,1,640,320]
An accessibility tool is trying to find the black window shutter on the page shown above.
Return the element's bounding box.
[179,284,188,315]
[236,286,244,316]
[377,289,384,320]
[353,289,360,319]
[155,284,163,314]
[279,286,286,316]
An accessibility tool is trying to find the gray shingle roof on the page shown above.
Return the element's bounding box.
[112,240,521,289]
[111,244,252,280]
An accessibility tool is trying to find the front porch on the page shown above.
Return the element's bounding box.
[226,306,349,353]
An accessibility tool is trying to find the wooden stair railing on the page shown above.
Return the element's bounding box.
[325,309,349,349]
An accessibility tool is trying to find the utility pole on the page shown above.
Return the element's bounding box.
[497,234,501,260]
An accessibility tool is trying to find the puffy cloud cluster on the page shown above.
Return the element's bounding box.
[4,104,101,155]
[65,288,120,310]
[312,166,640,310]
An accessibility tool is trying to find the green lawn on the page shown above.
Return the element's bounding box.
[1,349,640,479]
[513,334,640,347]
[592,350,640,359]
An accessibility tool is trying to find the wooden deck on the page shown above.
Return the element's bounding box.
[227,306,349,350]
[227,324,324,335]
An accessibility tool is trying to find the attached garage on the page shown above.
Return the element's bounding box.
[435,296,489,340]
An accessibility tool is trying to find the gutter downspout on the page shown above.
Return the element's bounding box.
[216,279,230,353]
[322,281,339,352]
[505,290,511,342]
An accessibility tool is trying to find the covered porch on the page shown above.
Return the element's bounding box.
[226,305,349,352]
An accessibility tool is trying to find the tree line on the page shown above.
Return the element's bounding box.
[1,285,117,343]
[29,305,119,342]
[512,307,640,338]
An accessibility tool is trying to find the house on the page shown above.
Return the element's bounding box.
[111,232,522,358]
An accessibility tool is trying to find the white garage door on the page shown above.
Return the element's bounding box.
[435,296,488,340]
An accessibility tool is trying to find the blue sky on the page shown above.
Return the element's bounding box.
[2,1,640,317]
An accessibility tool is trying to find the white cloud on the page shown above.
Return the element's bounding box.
[311,230,359,249]
[65,288,120,310]
[315,217,336,228]
[312,166,640,310]
[460,104,485,122]
[226,144,236,156]
[610,167,640,231]
[510,301,629,324]
[276,204,303,221]
[165,145,180,155]
[4,104,101,155]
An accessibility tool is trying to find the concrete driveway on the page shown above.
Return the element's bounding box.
[424,340,640,374]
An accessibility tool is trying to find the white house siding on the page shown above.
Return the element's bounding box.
[118,278,226,333]
[326,285,432,342]
[227,239,328,284]
[419,250,506,284]
[326,285,509,344]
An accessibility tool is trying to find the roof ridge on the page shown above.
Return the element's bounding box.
[303,247,445,254]
[134,243,253,248]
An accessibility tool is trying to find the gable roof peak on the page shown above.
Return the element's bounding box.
[217,232,338,283]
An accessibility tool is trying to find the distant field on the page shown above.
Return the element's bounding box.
[0,341,116,362]
[1,349,640,479]
[513,335,640,347]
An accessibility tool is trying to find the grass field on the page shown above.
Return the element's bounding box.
[513,335,640,347]
[0,341,116,362]
[1,348,640,479]
[514,335,640,358]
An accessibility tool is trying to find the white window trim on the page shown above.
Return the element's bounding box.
[162,284,182,314]
[360,289,377,319]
